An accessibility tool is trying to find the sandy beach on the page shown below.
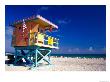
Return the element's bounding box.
[5,57,106,71]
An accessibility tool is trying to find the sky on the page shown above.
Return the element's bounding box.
[5,5,106,54]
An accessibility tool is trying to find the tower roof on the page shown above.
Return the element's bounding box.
[11,15,58,29]
[37,15,58,29]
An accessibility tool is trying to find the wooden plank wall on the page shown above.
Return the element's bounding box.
[12,21,39,46]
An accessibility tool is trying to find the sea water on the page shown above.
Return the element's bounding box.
[6,52,106,58]
[51,54,106,58]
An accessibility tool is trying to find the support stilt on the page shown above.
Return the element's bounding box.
[14,46,52,67]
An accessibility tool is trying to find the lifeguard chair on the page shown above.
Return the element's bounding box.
[11,15,59,67]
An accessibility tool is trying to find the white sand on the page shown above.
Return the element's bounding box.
[5,57,106,71]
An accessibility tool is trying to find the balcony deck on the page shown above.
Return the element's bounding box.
[29,32,59,49]
[34,43,59,49]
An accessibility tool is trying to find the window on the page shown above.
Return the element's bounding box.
[38,27,44,33]
[19,27,21,30]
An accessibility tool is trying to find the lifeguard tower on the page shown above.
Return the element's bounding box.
[10,15,59,67]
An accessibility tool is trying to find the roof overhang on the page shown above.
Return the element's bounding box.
[11,15,58,29]
[36,15,58,29]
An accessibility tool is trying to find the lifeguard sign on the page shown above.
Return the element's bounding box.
[11,15,59,68]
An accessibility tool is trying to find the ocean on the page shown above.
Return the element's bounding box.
[6,52,106,58]
[51,54,106,58]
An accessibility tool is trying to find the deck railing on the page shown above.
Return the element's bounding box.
[29,32,59,49]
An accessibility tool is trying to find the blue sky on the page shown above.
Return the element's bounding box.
[5,5,106,54]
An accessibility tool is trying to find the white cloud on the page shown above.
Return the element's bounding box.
[58,18,71,24]
[73,48,80,52]
[89,46,93,51]
[74,48,79,51]
[5,26,14,52]
[5,37,14,52]
[58,20,68,24]
[68,49,72,52]
[5,26,13,36]
[40,6,49,10]
[37,6,49,14]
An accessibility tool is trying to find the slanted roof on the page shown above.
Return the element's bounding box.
[36,15,58,29]
[11,15,58,29]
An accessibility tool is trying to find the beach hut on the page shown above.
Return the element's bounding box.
[10,15,59,67]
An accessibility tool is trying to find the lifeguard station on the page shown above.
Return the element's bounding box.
[10,15,59,67]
